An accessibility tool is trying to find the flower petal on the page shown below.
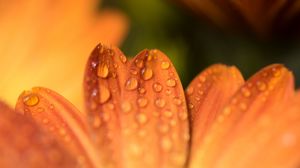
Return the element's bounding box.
[0,0,128,111]
[84,43,189,167]
[15,87,100,168]
[0,101,78,167]
[189,64,295,168]
[185,64,244,165]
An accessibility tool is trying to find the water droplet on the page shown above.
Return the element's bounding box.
[137,98,148,107]
[130,69,138,75]
[125,77,138,90]
[178,112,188,120]
[161,61,170,69]
[121,101,132,113]
[161,137,172,152]
[155,98,166,108]
[166,79,176,87]
[119,55,127,63]
[136,113,148,125]
[36,107,44,113]
[256,81,267,91]
[199,76,206,82]
[141,67,153,80]
[173,97,182,106]
[272,68,281,77]
[188,103,194,109]
[97,63,109,78]
[91,61,97,68]
[138,87,146,94]
[170,119,177,126]
[98,85,111,104]
[23,93,39,106]
[241,87,251,97]
[186,87,194,95]
[223,107,231,116]
[166,89,172,95]
[153,82,163,92]
[135,59,144,68]
[163,110,173,118]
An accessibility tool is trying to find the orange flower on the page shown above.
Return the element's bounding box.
[174,0,300,37]
[0,0,128,110]
[1,43,300,167]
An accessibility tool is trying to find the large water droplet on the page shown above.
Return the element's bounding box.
[137,97,148,107]
[163,110,173,118]
[141,67,153,80]
[125,77,138,90]
[99,85,111,104]
[166,79,176,87]
[161,61,170,70]
[153,82,163,92]
[23,93,39,107]
[97,63,109,78]
[155,98,166,108]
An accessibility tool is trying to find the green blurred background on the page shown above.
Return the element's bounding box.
[102,0,300,87]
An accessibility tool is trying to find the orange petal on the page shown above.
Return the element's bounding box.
[0,101,78,167]
[0,0,128,111]
[186,64,244,165]
[15,87,100,168]
[84,43,189,167]
[189,64,295,168]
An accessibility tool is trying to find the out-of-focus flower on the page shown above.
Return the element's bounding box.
[0,43,299,167]
[0,0,128,110]
[173,0,300,37]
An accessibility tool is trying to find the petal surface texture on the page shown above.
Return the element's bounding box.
[188,64,300,168]
[15,87,101,168]
[0,0,128,110]
[84,44,190,168]
[0,101,78,167]
[186,64,244,166]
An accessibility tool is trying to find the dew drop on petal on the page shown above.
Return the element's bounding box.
[256,81,267,91]
[163,110,173,118]
[125,77,138,90]
[97,63,109,78]
[241,87,251,97]
[119,54,127,63]
[141,67,153,80]
[166,79,176,87]
[186,87,194,95]
[99,85,111,104]
[173,97,182,106]
[121,101,132,113]
[135,59,144,68]
[161,61,170,69]
[155,98,166,108]
[136,113,148,125]
[138,87,146,94]
[161,137,172,152]
[153,82,163,92]
[137,97,148,107]
[23,93,39,107]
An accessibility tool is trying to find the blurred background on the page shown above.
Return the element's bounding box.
[103,0,300,87]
